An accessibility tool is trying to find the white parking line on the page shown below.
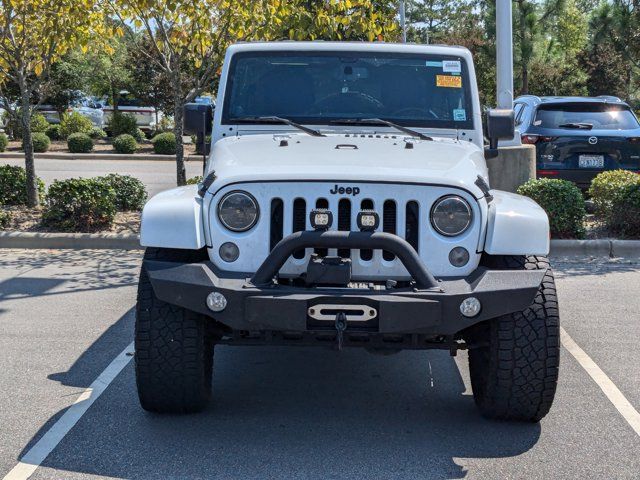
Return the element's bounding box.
[2,342,135,480]
[561,327,640,437]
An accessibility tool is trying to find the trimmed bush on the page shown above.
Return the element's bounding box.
[186,176,203,185]
[517,178,586,238]
[151,132,177,155]
[113,134,137,154]
[97,173,147,211]
[60,111,93,138]
[0,133,8,152]
[88,127,107,139]
[67,133,93,153]
[588,170,640,217]
[46,124,62,140]
[30,113,50,133]
[134,128,145,142]
[0,164,45,205]
[0,209,10,229]
[108,112,138,137]
[607,183,640,237]
[42,178,116,232]
[30,132,50,153]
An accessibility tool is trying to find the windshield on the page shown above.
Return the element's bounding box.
[222,51,474,130]
[534,103,640,130]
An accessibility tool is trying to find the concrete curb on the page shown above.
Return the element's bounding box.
[0,232,142,250]
[0,152,202,162]
[1,232,639,256]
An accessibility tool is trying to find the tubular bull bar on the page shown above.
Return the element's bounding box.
[144,231,547,338]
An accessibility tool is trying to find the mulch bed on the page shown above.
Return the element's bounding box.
[1,206,140,234]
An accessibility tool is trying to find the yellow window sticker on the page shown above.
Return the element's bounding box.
[436,75,462,88]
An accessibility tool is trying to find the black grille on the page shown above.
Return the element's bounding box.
[360,199,374,261]
[270,199,283,252]
[268,196,421,263]
[383,200,396,261]
[292,198,306,259]
[338,199,351,258]
[406,201,419,253]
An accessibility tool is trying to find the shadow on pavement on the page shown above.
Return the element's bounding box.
[552,256,640,278]
[21,339,541,479]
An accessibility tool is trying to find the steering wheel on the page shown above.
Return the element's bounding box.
[310,92,384,114]
[392,107,439,119]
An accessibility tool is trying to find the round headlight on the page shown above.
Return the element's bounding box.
[217,191,259,232]
[430,195,473,237]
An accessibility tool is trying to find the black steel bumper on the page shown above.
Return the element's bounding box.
[144,231,547,337]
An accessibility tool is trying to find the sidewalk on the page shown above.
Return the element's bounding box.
[0,152,205,161]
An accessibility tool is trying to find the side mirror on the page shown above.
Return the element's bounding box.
[485,109,515,159]
[183,103,214,136]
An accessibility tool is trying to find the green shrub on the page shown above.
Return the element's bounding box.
[607,183,640,237]
[113,134,137,154]
[60,111,93,138]
[517,178,586,238]
[186,176,203,185]
[30,113,50,133]
[0,164,45,205]
[88,127,107,139]
[108,112,138,137]
[134,128,145,142]
[6,112,50,139]
[67,133,93,153]
[0,208,10,229]
[30,132,50,153]
[0,133,8,152]
[46,124,62,140]
[151,132,177,155]
[97,173,147,211]
[588,170,640,217]
[42,178,116,232]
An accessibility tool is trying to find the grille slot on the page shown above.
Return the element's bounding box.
[406,201,419,253]
[360,199,374,261]
[315,198,329,257]
[292,198,306,259]
[383,200,397,261]
[270,198,284,252]
[337,199,351,258]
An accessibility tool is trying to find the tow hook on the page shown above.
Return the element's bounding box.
[335,312,347,351]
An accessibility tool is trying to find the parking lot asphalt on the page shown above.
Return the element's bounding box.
[0,250,639,479]
[1,158,204,198]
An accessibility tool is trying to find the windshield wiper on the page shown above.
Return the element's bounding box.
[229,116,325,137]
[558,122,594,130]
[328,118,433,141]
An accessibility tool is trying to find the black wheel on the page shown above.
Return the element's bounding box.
[467,255,560,422]
[135,247,214,413]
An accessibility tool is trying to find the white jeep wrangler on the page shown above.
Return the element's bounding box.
[136,42,559,421]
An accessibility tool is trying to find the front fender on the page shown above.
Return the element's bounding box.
[140,185,206,250]
[484,190,550,256]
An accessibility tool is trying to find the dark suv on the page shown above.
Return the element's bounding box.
[514,95,640,189]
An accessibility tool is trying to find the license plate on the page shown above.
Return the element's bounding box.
[579,155,604,168]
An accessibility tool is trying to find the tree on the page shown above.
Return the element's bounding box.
[405,0,475,44]
[0,0,102,207]
[108,0,398,186]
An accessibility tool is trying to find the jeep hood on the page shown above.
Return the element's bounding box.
[207,133,488,198]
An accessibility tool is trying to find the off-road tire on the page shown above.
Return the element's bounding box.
[468,255,559,422]
[135,247,213,413]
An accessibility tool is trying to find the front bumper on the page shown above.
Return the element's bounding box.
[144,231,546,337]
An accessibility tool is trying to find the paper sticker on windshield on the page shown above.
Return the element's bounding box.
[453,109,467,121]
[426,61,443,68]
[443,60,461,73]
[436,75,462,88]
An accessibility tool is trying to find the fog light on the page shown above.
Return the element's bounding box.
[206,292,227,312]
[460,297,481,318]
[357,210,379,231]
[219,242,239,262]
[310,209,333,230]
[449,247,470,267]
